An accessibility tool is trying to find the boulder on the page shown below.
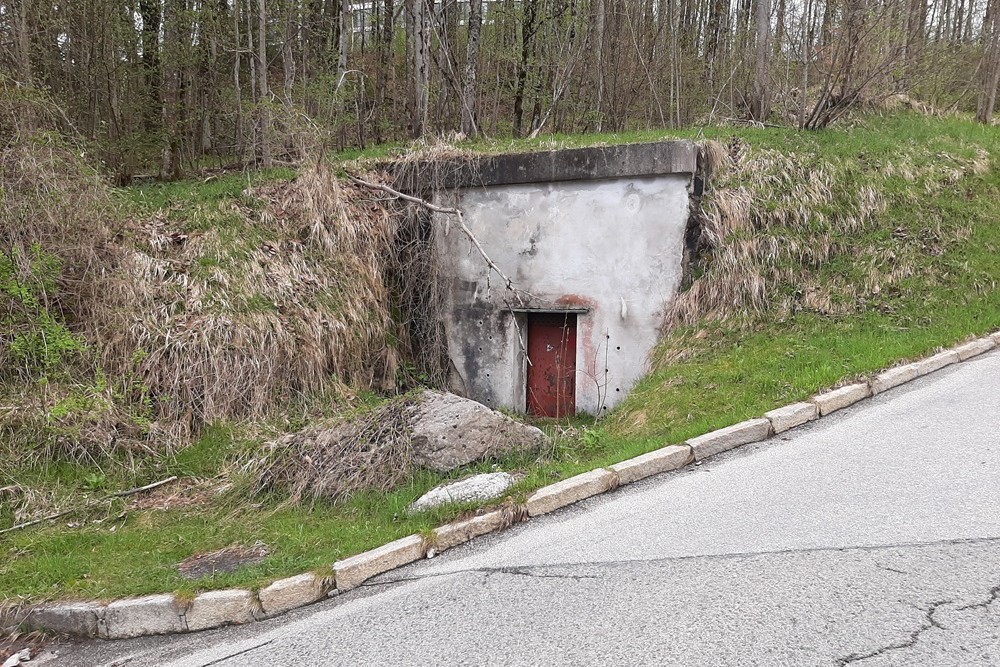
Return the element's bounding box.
[406,391,548,472]
[407,472,516,514]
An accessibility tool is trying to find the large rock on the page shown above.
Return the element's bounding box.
[407,391,548,472]
[407,472,516,514]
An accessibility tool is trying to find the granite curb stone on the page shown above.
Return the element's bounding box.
[915,350,960,376]
[27,602,104,638]
[687,418,772,461]
[609,445,693,485]
[526,469,618,517]
[103,594,186,639]
[334,535,426,591]
[764,402,818,434]
[431,510,512,555]
[185,589,256,631]
[258,573,327,617]
[811,383,871,416]
[870,363,921,395]
[954,337,996,360]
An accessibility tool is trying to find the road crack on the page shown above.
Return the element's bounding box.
[836,599,951,666]
[489,566,600,581]
[954,582,1000,612]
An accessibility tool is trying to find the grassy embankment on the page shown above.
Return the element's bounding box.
[4,113,1000,604]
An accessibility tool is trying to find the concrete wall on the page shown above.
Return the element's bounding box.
[431,142,695,415]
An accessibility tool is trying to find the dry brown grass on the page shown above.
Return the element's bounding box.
[1,81,436,463]
[90,163,405,447]
[248,394,419,505]
[666,137,987,332]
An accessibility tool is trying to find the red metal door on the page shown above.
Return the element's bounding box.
[526,313,577,418]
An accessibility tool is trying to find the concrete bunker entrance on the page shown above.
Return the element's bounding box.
[396,140,697,415]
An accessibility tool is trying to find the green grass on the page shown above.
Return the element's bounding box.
[4,112,1000,604]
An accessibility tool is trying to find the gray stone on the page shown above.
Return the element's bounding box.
[408,472,516,514]
[258,573,327,617]
[103,595,186,639]
[687,418,773,461]
[184,589,255,632]
[992,331,1000,345]
[870,363,921,395]
[334,535,426,592]
[954,337,996,361]
[811,383,871,417]
[914,349,960,376]
[609,445,693,485]
[432,510,511,554]
[408,391,548,472]
[525,469,617,517]
[27,602,103,638]
[764,402,818,434]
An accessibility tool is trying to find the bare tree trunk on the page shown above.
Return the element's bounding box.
[338,0,350,82]
[407,0,430,137]
[283,2,297,101]
[160,0,184,180]
[978,0,1000,123]
[234,0,245,161]
[12,0,33,87]
[750,0,772,120]
[798,0,812,129]
[461,0,483,136]
[257,0,273,167]
[594,0,606,129]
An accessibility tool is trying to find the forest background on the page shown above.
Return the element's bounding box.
[3,0,1000,181]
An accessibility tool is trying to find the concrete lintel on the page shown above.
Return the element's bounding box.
[392,141,698,191]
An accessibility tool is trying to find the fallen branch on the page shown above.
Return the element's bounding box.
[0,476,177,536]
[346,173,521,296]
[108,476,178,499]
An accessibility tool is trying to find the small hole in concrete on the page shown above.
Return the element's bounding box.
[616,346,621,351]
[615,387,620,392]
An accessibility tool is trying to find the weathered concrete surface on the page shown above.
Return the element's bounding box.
[608,445,693,485]
[686,418,772,461]
[333,535,426,592]
[812,382,871,416]
[27,602,103,637]
[525,469,617,517]
[764,401,818,434]
[408,472,515,514]
[394,141,698,190]
[915,349,960,376]
[435,171,692,415]
[257,574,326,618]
[870,362,921,395]
[52,352,1000,667]
[184,590,255,632]
[103,595,186,639]
[431,510,512,554]
[954,337,996,360]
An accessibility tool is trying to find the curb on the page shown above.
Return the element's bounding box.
[16,333,999,641]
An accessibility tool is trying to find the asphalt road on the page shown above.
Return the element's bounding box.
[56,351,1000,666]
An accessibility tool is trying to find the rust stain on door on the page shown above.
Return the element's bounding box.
[526,312,577,417]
